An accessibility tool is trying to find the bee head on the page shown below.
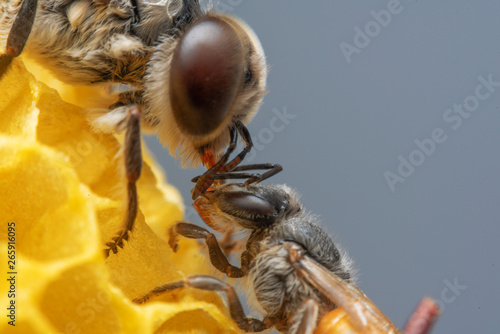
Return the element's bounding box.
[149,13,267,168]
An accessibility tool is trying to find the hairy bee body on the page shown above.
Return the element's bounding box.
[144,178,434,333]
[1,0,268,167]
[248,221,351,332]
[20,0,194,85]
[195,183,354,332]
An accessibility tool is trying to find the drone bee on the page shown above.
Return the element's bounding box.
[1,0,268,253]
[134,173,438,333]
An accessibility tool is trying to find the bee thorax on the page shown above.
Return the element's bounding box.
[249,245,334,332]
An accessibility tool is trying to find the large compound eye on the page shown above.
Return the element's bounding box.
[220,191,276,228]
[170,17,245,136]
[227,192,274,216]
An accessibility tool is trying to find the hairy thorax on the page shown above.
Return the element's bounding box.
[248,240,335,332]
[24,0,151,86]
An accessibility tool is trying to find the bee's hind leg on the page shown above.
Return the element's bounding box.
[1,0,38,79]
[104,105,142,257]
[133,275,277,332]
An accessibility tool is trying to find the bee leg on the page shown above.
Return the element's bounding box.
[216,120,254,173]
[240,163,283,185]
[173,194,241,257]
[104,106,142,256]
[191,126,238,199]
[193,195,244,257]
[168,222,247,278]
[0,0,38,79]
[89,90,144,133]
[191,163,283,185]
[293,299,320,334]
[192,121,254,199]
[133,275,277,332]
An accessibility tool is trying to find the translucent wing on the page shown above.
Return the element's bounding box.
[289,245,401,334]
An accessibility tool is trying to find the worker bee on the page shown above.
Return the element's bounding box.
[1,0,268,254]
[134,171,439,333]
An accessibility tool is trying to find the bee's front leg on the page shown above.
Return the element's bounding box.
[133,275,277,332]
[104,105,142,256]
[191,121,253,200]
[88,89,144,132]
[168,222,248,278]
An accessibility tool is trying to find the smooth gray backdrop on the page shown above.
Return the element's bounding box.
[146,1,500,332]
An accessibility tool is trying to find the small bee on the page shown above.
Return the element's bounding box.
[1,0,268,253]
[134,173,438,333]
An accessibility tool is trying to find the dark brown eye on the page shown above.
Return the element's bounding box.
[170,17,245,136]
[226,192,274,216]
[220,191,276,228]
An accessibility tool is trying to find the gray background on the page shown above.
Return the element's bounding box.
[145,1,500,332]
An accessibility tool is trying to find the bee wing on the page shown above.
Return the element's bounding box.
[295,254,401,334]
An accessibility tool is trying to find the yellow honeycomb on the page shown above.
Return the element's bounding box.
[0,58,239,334]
